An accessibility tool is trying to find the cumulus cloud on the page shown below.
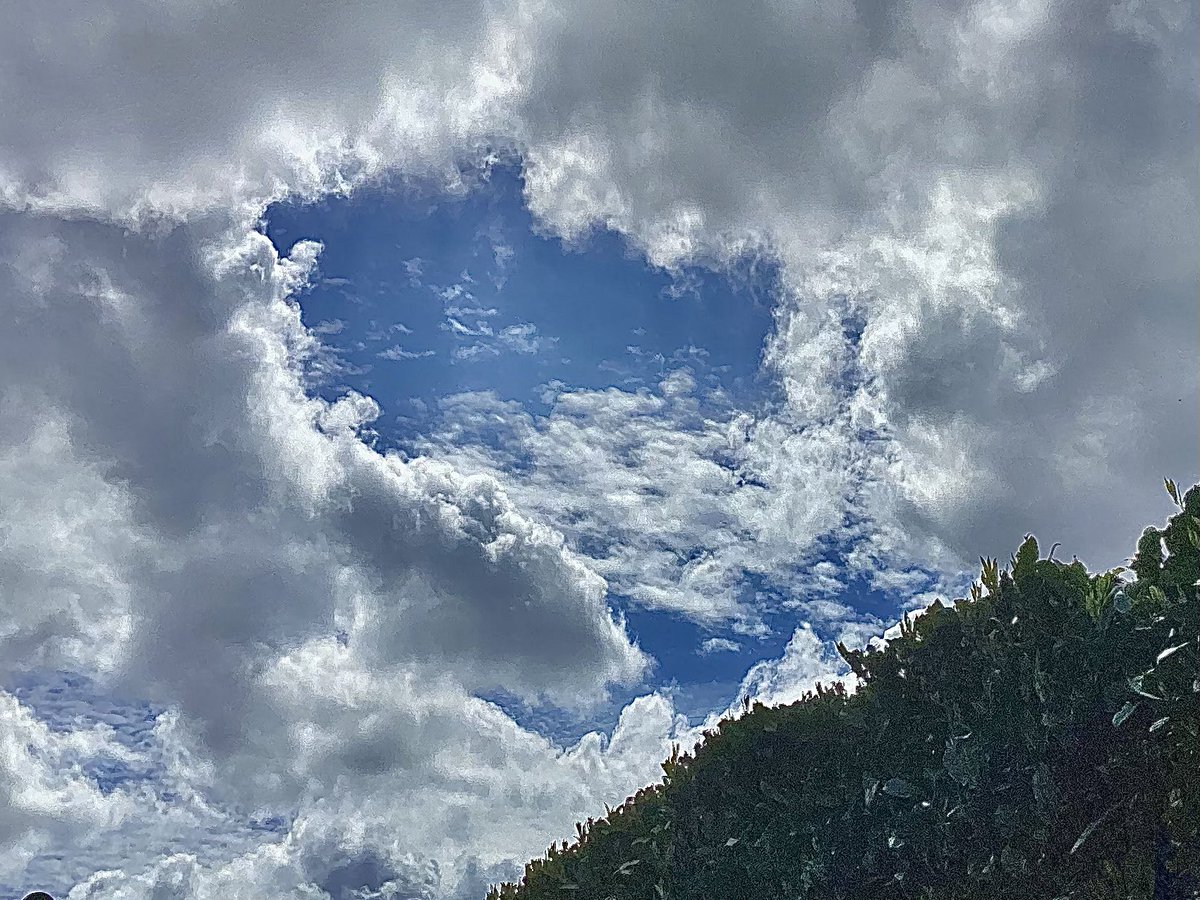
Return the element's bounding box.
[0,689,132,873]
[422,373,856,627]
[36,653,694,898]
[735,625,854,711]
[0,210,648,892]
[516,0,1198,571]
[0,0,1194,893]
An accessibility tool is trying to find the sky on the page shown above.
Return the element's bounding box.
[0,1,1196,897]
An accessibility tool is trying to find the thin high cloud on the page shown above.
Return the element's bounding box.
[0,0,1194,895]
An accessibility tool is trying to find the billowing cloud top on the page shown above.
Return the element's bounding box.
[0,0,1195,895]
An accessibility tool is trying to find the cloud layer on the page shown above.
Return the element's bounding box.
[0,0,1195,894]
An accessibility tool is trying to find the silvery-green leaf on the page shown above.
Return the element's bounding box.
[883,777,917,799]
[1112,701,1137,727]
[1157,642,1189,664]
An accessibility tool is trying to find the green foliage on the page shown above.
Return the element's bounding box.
[489,483,1200,900]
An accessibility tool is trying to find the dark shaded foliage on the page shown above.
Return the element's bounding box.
[489,483,1200,900]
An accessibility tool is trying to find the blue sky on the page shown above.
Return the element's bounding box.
[265,164,777,423]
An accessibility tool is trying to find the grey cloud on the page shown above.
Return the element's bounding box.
[0,0,1195,893]
[510,0,1198,573]
[0,0,511,216]
[0,210,646,804]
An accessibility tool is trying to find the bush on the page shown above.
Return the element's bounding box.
[488,483,1200,900]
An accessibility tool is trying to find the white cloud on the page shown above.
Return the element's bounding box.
[698,638,741,655]
[445,305,499,318]
[423,375,855,626]
[312,319,346,335]
[515,0,1197,572]
[0,212,648,892]
[453,343,502,362]
[498,323,550,354]
[40,645,694,898]
[378,346,436,361]
[0,689,133,874]
[443,316,492,338]
[734,625,854,711]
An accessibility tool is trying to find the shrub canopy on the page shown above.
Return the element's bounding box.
[488,483,1200,900]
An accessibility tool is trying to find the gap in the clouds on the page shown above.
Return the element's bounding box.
[262,163,791,727]
[260,162,915,744]
[262,162,781,436]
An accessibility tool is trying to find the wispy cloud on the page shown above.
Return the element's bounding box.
[378,345,436,360]
[310,319,346,335]
[698,637,740,655]
[499,322,552,354]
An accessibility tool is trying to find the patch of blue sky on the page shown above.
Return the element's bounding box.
[9,671,163,790]
[264,163,781,448]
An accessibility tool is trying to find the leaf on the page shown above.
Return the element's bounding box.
[1014,535,1039,578]
[980,557,1000,594]
[1126,675,1165,701]
[1070,802,1121,854]
[863,775,880,807]
[883,777,917,799]
[1166,478,1181,507]
[1157,642,1190,664]
[1112,701,1137,727]
[944,739,979,788]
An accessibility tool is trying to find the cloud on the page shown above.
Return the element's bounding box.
[41,649,694,898]
[0,688,133,873]
[379,345,436,360]
[698,638,741,655]
[422,371,863,628]
[0,0,520,219]
[311,319,346,335]
[0,210,648,891]
[514,0,1198,571]
[445,305,499,318]
[0,0,1194,893]
[442,315,554,360]
[734,625,853,711]
[498,323,551,354]
[443,316,493,338]
[5,0,1187,574]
